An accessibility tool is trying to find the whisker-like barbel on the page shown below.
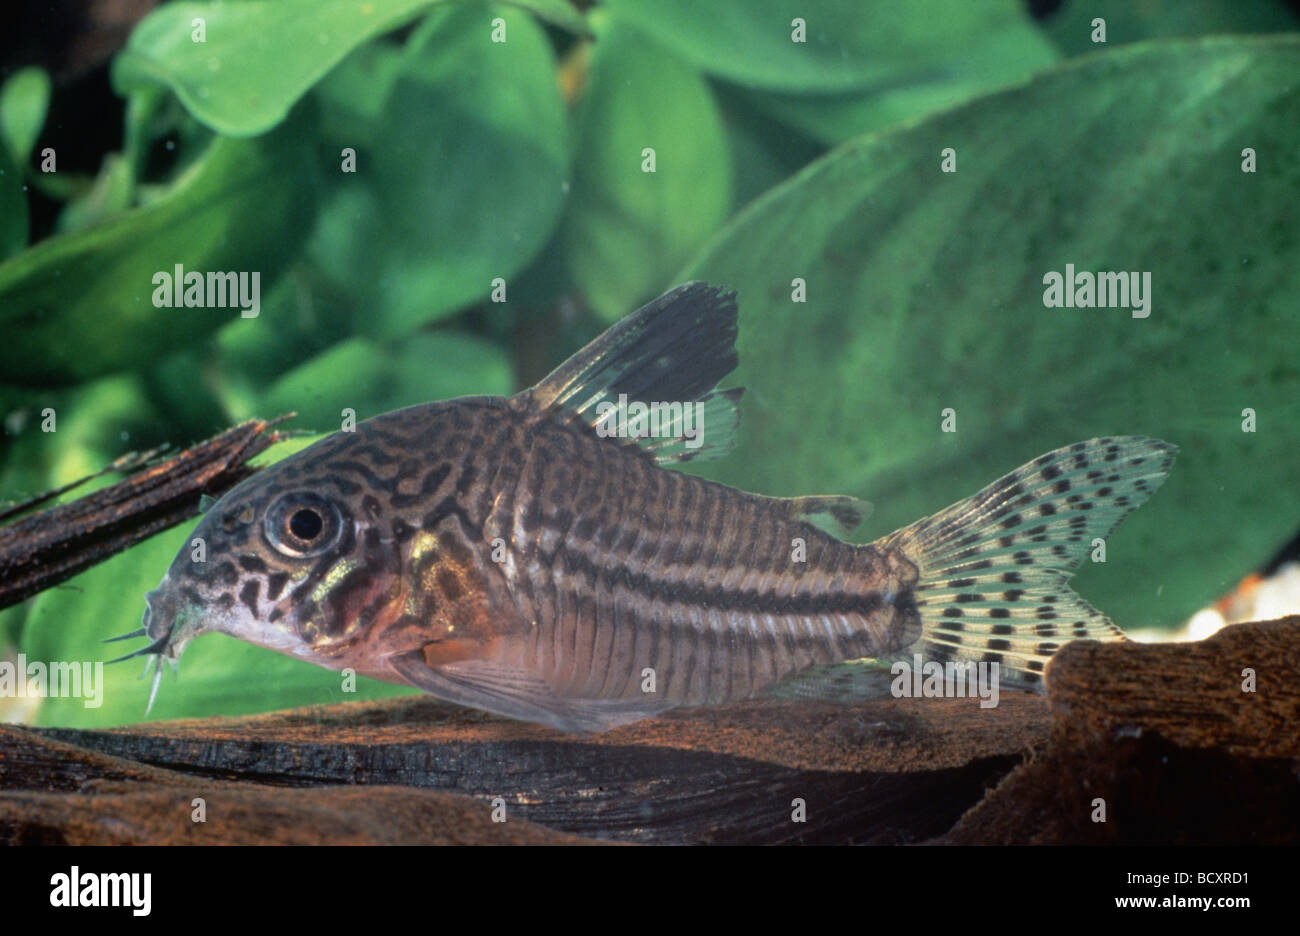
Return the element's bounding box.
[105,635,170,665]
[144,659,166,715]
[101,627,148,644]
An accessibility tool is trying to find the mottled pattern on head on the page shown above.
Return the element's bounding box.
[145,396,529,674]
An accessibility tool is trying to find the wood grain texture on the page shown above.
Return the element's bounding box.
[0,417,287,611]
[944,616,1300,844]
[2,693,1046,844]
[1,616,1295,844]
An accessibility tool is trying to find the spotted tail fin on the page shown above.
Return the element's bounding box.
[878,436,1176,691]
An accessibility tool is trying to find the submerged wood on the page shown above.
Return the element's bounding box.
[0,417,290,611]
[0,617,1295,845]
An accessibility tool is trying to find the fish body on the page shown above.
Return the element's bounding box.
[129,284,1175,731]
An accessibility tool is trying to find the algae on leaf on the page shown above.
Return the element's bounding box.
[681,36,1300,632]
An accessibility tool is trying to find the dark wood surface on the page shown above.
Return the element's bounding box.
[2,617,1295,844]
[0,418,288,611]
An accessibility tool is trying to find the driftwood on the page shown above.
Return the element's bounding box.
[0,417,290,611]
[1,617,1296,845]
[944,616,1300,845]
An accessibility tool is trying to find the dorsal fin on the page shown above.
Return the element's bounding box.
[526,282,743,463]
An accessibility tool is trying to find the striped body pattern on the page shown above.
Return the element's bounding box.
[127,284,1174,731]
[479,400,919,706]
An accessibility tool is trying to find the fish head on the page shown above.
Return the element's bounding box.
[154,483,355,646]
[121,403,500,711]
[133,438,404,699]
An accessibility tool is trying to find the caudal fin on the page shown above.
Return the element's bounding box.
[879,436,1176,691]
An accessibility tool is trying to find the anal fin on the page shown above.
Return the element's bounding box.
[765,659,896,702]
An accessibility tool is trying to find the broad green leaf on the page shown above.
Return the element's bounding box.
[212,269,353,396]
[0,604,26,649]
[0,118,316,386]
[712,84,826,210]
[561,14,731,321]
[504,0,591,35]
[604,0,1047,93]
[1043,0,1298,56]
[38,375,160,487]
[313,36,412,135]
[0,66,51,166]
[55,153,135,233]
[0,379,158,514]
[141,348,230,438]
[750,12,1059,145]
[316,4,568,338]
[113,0,589,137]
[0,388,65,501]
[680,36,1300,633]
[248,432,329,466]
[257,331,514,431]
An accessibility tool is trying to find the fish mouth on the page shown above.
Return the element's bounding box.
[102,579,208,715]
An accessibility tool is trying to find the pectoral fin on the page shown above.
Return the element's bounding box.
[389,652,674,733]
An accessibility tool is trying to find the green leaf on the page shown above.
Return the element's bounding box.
[0,387,64,499]
[561,13,731,321]
[501,0,592,36]
[603,0,1046,93]
[113,0,588,137]
[0,138,26,261]
[316,4,568,338]
[749,7,1060,145]
[711,84,825,211]
[211,268,353,402]
[0,376,159,517]
[680,36,1300,633]
[0,66,52,165]
[0,117,317,386]
[141,348,229,438]
[38,375,161,486]
[54,153,135,233]
[1042,0,1298,56]
[0,604,27,650]
[257,331,514,432]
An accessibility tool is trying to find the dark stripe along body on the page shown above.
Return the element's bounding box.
[252,394,920,707]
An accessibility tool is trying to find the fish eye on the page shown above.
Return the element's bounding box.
[289,508,323,540]
[264,492,344,558]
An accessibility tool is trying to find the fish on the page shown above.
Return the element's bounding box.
[115,283,1176,731]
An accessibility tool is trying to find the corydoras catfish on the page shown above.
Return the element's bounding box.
[116,284,1175,731]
